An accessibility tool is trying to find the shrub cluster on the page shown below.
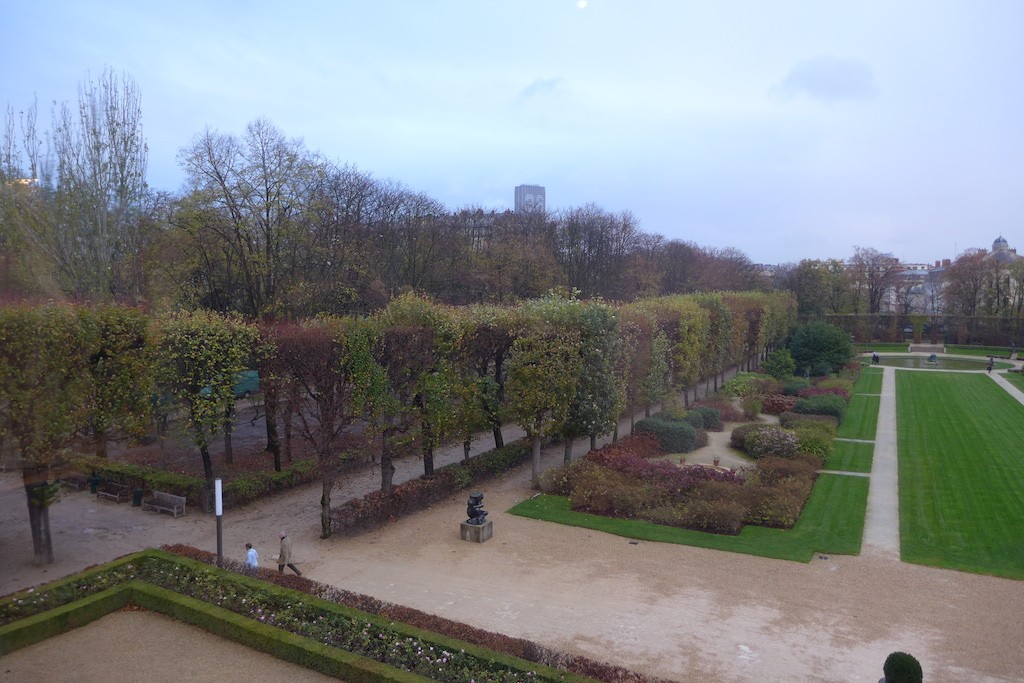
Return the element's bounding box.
[742,425,799,459]
[692,397,744,423]
[761,393,797,415]
[790,421,836,461]
[778,411,838,429]
[781,377,812,395]
[552,431,816,535]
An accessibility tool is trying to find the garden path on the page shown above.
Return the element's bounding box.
[861,366,900,559]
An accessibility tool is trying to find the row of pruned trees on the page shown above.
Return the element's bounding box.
[0,290,794,562]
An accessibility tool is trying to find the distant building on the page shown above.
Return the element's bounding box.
[514,184,545,213]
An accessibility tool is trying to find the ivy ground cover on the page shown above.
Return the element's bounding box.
[895,371,1024,579]
[510,472,868,562]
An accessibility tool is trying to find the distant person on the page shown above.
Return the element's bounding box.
[872,352,880,365]
[987,356,994,373]
[277,531,302,575]
[245,542,259,571]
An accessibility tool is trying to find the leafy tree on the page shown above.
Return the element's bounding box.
[79,305,152,457]
[270,317,388,537]
[0,305,93,564]
[506,325,581,483]
[153,311,259,500]
[788,321,851,376]
[761,348,796,379]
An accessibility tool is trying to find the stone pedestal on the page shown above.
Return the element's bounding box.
[460,519,493,543]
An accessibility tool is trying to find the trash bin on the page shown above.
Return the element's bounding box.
[132,489,145,507]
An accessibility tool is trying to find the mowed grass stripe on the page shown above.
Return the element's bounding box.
[829,440,874,473]
[508,473,868,562]
[896,371,1024,578]
[853,367,883,395]
[837,394,879,440]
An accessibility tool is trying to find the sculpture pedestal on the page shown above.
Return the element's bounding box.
[460,520,493,543]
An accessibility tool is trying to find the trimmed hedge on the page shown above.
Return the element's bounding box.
[331,440,532,534]
[634,417,697,453]
[793,394,847,424]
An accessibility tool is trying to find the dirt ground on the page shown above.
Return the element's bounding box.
[2,413,1023,682]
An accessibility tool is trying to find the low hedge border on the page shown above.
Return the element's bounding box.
[0,550,599,683]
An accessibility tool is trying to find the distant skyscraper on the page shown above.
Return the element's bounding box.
[514,184,545,213]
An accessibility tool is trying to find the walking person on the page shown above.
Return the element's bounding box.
[987,356,994,373]
[245,542,259,573]
[277,531,302,575]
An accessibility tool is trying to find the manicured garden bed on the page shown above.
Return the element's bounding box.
[510,473,868,562]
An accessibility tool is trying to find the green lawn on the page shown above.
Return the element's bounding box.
[508,473,868,562]
[854,342,908,354]
[853,367,883,394]
[829,440,874,473]
[896,371,1024,579]
[999,372,1024,393]
[837,394,880,440]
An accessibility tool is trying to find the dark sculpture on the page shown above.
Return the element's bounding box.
[465,491,488,525]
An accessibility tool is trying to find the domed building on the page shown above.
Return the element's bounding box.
[991,235,1019,264]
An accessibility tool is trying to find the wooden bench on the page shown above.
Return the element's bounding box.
[142,490,186,518]
[96,481,130,504]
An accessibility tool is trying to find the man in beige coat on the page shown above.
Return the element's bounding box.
[277,531,302,575]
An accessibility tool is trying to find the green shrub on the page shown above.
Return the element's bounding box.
[778,411,839,429]
[634,417,697,453]
[683,411,705,430]
[691,406,721,431]
[742,487,804,528]
[720,372,772,397]
[781,377,811,395]
[740,395,762,419]
[538,458,597,496]
[730,423,763,450]
[679,496,745,534]
[792,422,835,460]
[761,348,796,379]
[794,394,847,424]
[815,376,854,394]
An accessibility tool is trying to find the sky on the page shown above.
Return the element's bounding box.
[3,1,1023,266]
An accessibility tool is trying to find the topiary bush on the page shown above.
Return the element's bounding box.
[761,348,796,379]
[720,372,772,397]
[730,423,763,450]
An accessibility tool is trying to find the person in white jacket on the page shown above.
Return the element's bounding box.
[245,543,259,571]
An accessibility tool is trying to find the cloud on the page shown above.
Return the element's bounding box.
[773,55,878,103]
[515,77,568,105]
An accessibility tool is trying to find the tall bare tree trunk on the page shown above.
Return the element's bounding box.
[380,431,395,492]
[531,435,543,484]
[264,387,281,472]
[320,476,334,539]
[223,405,234,465]
[23,466,54,564]
[564,439,573,464]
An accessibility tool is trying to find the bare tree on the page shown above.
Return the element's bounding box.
[847,247,905,314]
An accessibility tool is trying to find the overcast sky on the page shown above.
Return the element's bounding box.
[3,1,1022,266]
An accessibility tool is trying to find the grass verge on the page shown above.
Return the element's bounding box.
[896,371,1024,579]
[509,473,868,562]
[829,440,874,473]
[837,394,879,440]
[852,367,883,394]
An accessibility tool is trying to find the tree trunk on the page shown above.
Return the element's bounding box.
[644,405,650,418]
[563,438,573,464]
[630,413,636,434]
[94,428,108,458]
[423,444,435,477]
[223,405,234,465]
[283,392,295,463]
[199,443,214,494]
[492,425,504,450]
[23,466,54,564]
[531,434,543,484]
[590,433,597,451]
[380,432,395,492]
[320,475,334,539]
[613,422,619,442]
[463,438,471,462]
[264,387,281,472]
